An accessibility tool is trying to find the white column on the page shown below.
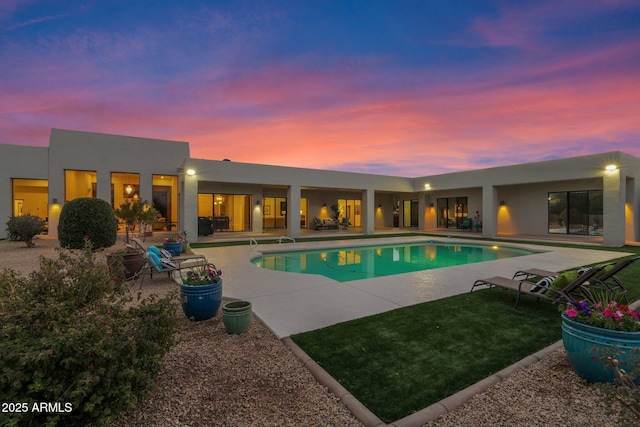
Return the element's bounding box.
[603,169,625,247]
[482,185,497,238]
[363,189,375,235]
[182,172,198,242]
[288,184,301,238]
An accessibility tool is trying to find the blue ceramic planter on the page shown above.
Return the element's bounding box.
[562,314,640,383]
[163,241,183,257]
[179,280,222,321]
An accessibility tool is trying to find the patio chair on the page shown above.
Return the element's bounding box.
[588,256,639,303]
[129,237,206,265]
[470,264,607,308]
[459,217,473,231]
[512,257,638,302]
[340,217,350,229]
[131,246,209,290]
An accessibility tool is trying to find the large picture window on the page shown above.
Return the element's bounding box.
[197,193,252,232]
[65,170,97,202]
[548,190,603,236]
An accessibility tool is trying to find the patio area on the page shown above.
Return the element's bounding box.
[188,234,631,338]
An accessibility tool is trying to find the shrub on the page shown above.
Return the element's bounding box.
[0,239,179,426]
[58,198,118,249]
[5,214,46,247]
[114,199,158,243]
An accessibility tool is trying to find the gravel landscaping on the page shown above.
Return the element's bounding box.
[2,237,637,426]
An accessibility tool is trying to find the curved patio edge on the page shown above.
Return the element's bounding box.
[281,336,564,427]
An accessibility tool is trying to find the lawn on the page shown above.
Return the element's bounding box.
[291,245,640,423]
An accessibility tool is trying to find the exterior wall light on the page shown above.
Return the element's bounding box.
[186,169,196,176]
[500,200,506,206]
[424,184,431,190]
[605,164,618,172]
[52,198,58,204]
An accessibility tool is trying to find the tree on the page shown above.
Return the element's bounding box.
[114,200,158,243]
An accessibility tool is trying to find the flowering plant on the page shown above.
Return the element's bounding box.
[564,300,640,332]
[164,236,182,243]
[182,263,222,286]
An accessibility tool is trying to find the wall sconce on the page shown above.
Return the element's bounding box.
[52,198,58,204]
[256,200,261,206]
[605,164,618,172]
[500,200,506,206]
[424,184,431,190]
[378,204,382,208]
[429,202,434,208]
[322,203,327,208]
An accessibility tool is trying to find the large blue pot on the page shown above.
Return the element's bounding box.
[163,241,183,257]
[179,280,222,321]
[562,314,640,383]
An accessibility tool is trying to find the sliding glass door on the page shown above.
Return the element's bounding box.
[548,190,603,235]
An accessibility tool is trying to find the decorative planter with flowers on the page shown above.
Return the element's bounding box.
[562,299,640,383]
[163,236,183,257]
[179,264,223,321]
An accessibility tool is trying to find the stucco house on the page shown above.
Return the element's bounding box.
[1,128,638,247]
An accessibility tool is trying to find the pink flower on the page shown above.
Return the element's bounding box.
[565,308,579,317]
[602,308,615,318]
[613,310,624,320]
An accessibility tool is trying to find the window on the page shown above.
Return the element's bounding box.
[65,170,97,202]
[337,199,361,227]
[111,172,140,207]
[263,197,287,229]
[198,193,252,232]
[403,199,418,227]
[437,197,468,228]
[548,190,603,235]
[12,179,48,220]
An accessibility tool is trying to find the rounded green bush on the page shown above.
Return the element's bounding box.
[58,198,118,249]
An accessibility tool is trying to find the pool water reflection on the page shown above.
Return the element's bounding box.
[252,242,540,282]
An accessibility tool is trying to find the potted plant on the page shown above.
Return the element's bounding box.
[179,263,223,321]
[222,300,252,335]
[163,235,183,257]
[562,297,640,383]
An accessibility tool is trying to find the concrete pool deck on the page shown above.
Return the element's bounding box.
[192,235,633,338]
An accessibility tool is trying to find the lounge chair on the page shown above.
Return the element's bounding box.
[470,264,607,308]
[340,217,350,229]
[129,237,206,265]
[132,247,209,290]
[588,256,639,302]
[127,238,208,288]
[512,256,639,303]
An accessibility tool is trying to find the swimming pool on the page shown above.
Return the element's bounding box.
[251,241,540,282]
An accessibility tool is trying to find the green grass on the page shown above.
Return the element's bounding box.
[291,245,640,423]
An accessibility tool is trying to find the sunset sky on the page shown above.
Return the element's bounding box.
[1,1,639,177]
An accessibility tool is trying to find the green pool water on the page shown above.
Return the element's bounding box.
[251,241,539,282]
